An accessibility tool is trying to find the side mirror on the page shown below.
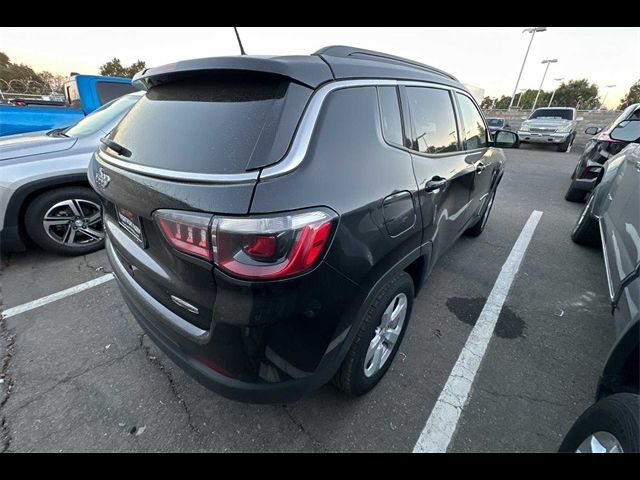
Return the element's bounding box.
[493,130,519,149]
[521,116,528,120]
[609,119,640,143]
[576,117,584,122]
[585,126,602,135]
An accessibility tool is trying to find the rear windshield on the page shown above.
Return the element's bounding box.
[529,109,573,120]
[108,73,294,175]
[486,118,504,126]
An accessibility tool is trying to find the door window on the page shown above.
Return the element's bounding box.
[456,93,488,150]
[406,87,460,154]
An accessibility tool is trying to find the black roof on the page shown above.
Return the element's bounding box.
[132,45,463,91]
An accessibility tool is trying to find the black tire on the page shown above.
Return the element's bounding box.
[333,271,414,397]
[559,393,639,453]
[24,186,105,256]
[557,133,574,153]
[465,188,496,237]
[564,179,587,202]
[571,193,600,247]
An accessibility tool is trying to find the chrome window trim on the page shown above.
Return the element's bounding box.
[97,78,467,183]
[96,148,259,184]
[261,78,466,179]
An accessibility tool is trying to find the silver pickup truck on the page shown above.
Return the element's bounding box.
[518,107,583,152]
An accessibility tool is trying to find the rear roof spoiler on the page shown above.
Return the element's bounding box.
[132,55,334,90]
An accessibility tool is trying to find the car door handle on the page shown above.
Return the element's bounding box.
[425,176,448,192]
[476,163,486,173]
[635,161,640,172]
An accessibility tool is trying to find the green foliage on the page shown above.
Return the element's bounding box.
[0,51,44,85]
[618,80,640,109]
[99,58,146,79]
[550,79,599,110]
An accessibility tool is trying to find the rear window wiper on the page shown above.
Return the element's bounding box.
[100,137,132,158]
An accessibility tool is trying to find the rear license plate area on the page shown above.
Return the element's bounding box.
[116,206,145,245]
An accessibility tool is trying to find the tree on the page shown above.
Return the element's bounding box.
[494,95,513,109]
[551,79,599,110]
[38,71,66,92]
[481,96,495,109]
[0,51,44,84]
[618,80,640,110]
[99,58,146,78]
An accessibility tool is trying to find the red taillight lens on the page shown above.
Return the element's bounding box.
[212,209,337,280]
[154,210,213,261]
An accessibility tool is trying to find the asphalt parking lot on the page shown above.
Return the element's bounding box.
[0,145,614,453]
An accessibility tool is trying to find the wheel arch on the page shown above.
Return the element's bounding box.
[597,321,639,400]
[2,174,92,251]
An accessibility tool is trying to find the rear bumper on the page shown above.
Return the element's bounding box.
[518,131,571,144]
[106,230,358,403]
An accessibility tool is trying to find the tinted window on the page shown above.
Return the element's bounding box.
[456,93,488,150]
[96,81,137,105]
[529,108,574,120]
[377,86,404,146]
[65,93,142,137]
[108,73,294,175]
[406,87,459,154]
[487,118,504,127]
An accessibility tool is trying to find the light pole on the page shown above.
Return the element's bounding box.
[508,27,547,111]
[532,59,557,112]
[547,78,564,107]
[515,88,527,109]
[600,84,616,109]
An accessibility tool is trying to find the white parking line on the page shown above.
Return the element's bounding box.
[1,273,115,319]
[413,210,543,453]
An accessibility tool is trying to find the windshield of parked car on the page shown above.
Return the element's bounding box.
[64,92,142,137]
[529,109,574,120]
[486,119,505,127]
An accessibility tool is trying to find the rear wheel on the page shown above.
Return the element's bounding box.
[559,393,639,453]
[571,192,600,247]
[24,186,105,256]
[333,271,414,397]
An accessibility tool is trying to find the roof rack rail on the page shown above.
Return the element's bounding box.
[313,45,459,82]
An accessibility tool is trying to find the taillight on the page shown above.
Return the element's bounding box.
[154,210,213,261]
[153,208,338,280]
[211,209,337,280]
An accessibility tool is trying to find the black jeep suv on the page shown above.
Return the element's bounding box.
[89,46,518,403]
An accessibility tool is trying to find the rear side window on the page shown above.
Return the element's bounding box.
[96,81,137,105]
[406,87,459,154]
[377,86,404,146]
[108,73,300,175]
[456,93,488,150]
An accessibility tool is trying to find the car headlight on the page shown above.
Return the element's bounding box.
[520,124,530,132]
[556,124,572,133]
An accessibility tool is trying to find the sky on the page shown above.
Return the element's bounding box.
[2,27,638,108]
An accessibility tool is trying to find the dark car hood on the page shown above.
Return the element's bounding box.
[0,129,77,161]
